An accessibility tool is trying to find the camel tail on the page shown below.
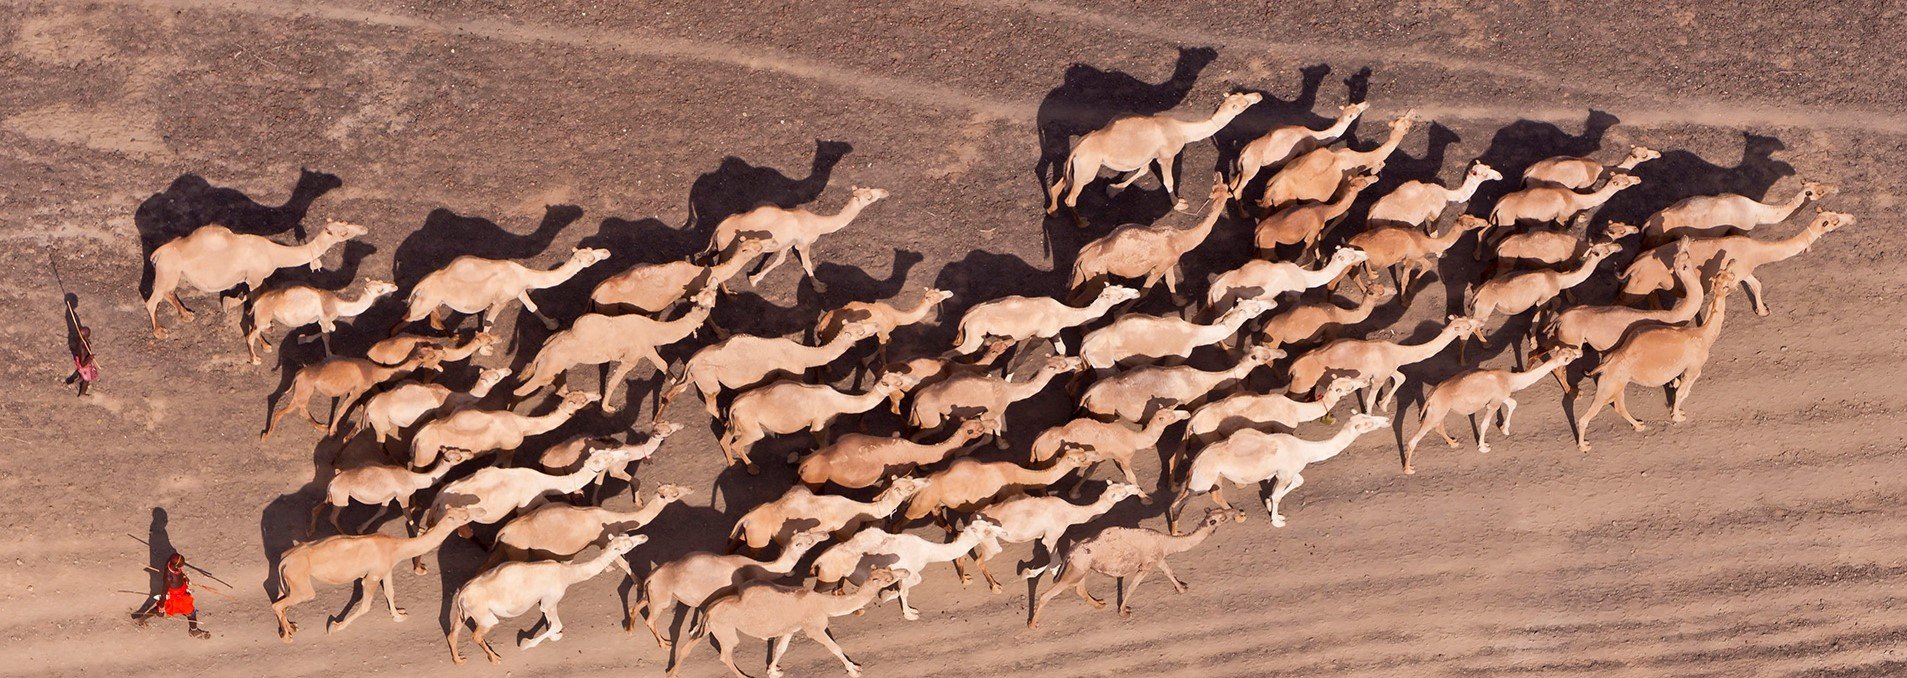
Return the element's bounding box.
[1462,285,1479,317]
[726,514,748,540]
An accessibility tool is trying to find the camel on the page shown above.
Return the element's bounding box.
[670,568,905,678]
[1345,214,1491,297]
[1286,316,1486,413]
[1080,345,1283,423]
[1522,145,1661,189]
[907,356,1083,442]
[1078,301,1273,373]
[951,285,1139,356]
[1251,174,1379,260]
[308,448,474,537]
[536,421,685,502]
[1170,414,1389,530]
[357,367,510,446]
[1182,375,1362,449]
[394,247,611,333]
[1029,409,1186,494]
[1641,181,1836,245]
[487,485,692,566]
[1259,111,1417,208]
[1467,241,1623,331]
[1068,182,1231,303]
[270,506,474,643]
[1366,161,1502,228]
[512,286,719,411]
[874,343,1011,415]
[968,483,1148,591]
[1492,218,1639,277]
[1488,173,1641,228]
[720,372,919,472]
[813,287,955,362]
[1618,211,1854,315]
[635,531,829,650]
[1046,91,1263,219]
[146,219,368,338]
[1028,507,1241,628]
[447,534,644,665]
[1402,347,1583,473]
[810,521,1009,618]
[409,389,601,467]
[798,418,992,489]
[365,330,497,367]
[1541,247,1711,393]
[1206,247,1367,313]
[730,478,932,552]
[245,279,397,364]
[261,346,443,440]
[1258,286,1393,347]
[900,447,1098,524]
[590,239,765,315]
[659,321,878,418]
[703,186,890,292]
[1229,102,1368,196]
[421,448,618,554]
[1574,266,1740,452]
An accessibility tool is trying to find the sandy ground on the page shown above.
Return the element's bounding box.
[2,1,1905,676]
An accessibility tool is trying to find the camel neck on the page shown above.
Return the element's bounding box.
[1167,196,1229,253]
[1163,523,1217,553]
[1662,267,1706,323]
[526,257,588,289]
[1399,326,1462,365]
[818,199,869,235]
[1307,422,1365,463]
[1452,171,1492,203]
[1314,111,1360,140]
[396,520,461,559]
[1178,106,1243,142]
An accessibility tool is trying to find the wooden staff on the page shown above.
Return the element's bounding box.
[126,533,235,589]
[144,566,234,599]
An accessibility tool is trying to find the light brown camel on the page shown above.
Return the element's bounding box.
[365,330,497,367]
[1068,182,1232,303]
[409,389,599,467]
[1366,161,1502,228]
[1170,414,1389,530]
[245,279,397,364]
[1641,181,1836,245]
[968,483,1148,591]
[1257,286,1393,347]
[591,238,764,315]
[1047,92,1264,219]
[512,286,719,411]
[1574,266,1740,452]
[1080,345,1282,424]
[1029,409,1186,495]
[634,531,829,650]
[797,418,992,489]
[1251,174,1379,260]
[308,448,474,536]
[1028,507,1241,628]
[1491,218,1639,278]
[1488,173,1641,227]
[906,355,1083,443]
[487,485,692,566]
[1618,211,1854,315]
[1206,247,1367,313]
[720,372,919,472]
[146,219,368,338]
[729,477,932,552]
[1522,146,1660,189]
[669,568,905,678]
[1402,347,1582,473]
[1466,241,1622,333]
[952,285,1139,356]
[1259,111,1416,208]
[1344,214,1491,297]
[262,346,443,440]
[1540,247,1710,393]
[1077,300,1272,373]
[703,186,890,292]
[357,367,510,446]
[1181,376,1363,449]
[809,521,1010,617]
[814,286,955,356]
[270,507,474,643]
[446,534,644,664]
[1286,316,1486,413]
[900,448,1098,524]
[1229,102,1368,196]
[659,321,878,418]
[394,247,611,333]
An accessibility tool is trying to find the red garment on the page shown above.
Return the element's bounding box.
[162,586,194,616]
[73,355,98,382]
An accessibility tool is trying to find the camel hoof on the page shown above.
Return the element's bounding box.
[1477,445,1492,455]
[658,639,673,649]
[745,464,760,476]
[1578,443,1593,453]
[1087,600,1107,610]
[413,564,429,575]
[1119,606,1133,617]
[1172,199,1189,212]
[1403,466,1416,475]
[1271,516,1287,528]
[249,357,261,366]
[989,583,1003,594]
[1233,514,1247,523]
[325,620,339,634]
[392,609,408,622]
[1755,309,1770,317]
[1445,440,1460,449]
[845,664,861,678]
[1670,413,1687,423]
[1632,423,1650,432]
[486,655,501,666]
[451,656,465,666]
[902,610,920,621]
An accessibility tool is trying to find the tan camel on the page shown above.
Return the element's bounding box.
[901,448,1097,523]
[1170,414,1389,530]
[810,521,1009,618]
[1068,182,1232,303]
[512,286,719,411]
[409,390,600,467]
[308,448,474,537]
[720,372,919,472]
[1081,345,1282,423]
[1574,267,1740,452]
[1467,241,1622,330]
[1181,375,1362,448]
[1402,347,1583,472]
[270,506,474,642]
[1259,111,1417,208]
[1251,174,1379,260]
[262,347,443,440]
[447,534,644,665]
[1046,92,1264,218]
[1229,102,1369,195]
[634,531,829,650]
[1367,161,1502,228]
[730,477,932,552]
[659,321,878,418]
[1028,507,1241,628]
[1488,173,1641,227]
[146,219,368,338]
[907,356,1083,441]
[797,418,992,489]
[670,568,905,678]
[488,485,691,566]
[1492,218,1639,277]
[1345,214,1491,296]
[358,367,510,446]
[422,448,618,547]
[395,247,611,333]
[536,421,685,502]
[1618,211,1854,315]
[814,287,955,358]
[952,285,1139,356]
[1522,146,1661,189]
[875,344,1011,415]
[1207,248,1367,313]
[968,483,1148,591]
[1257,286,1393,347]
[245,279,398,364]
[704,186,890,292]
[365,330,497,367]
[1029,409,1186,493]
[591,239,765,314]
[1078,300,1272,373]
[1642,181,1836,245]
[1286,316,1486,413]
[1544,243,1704,357]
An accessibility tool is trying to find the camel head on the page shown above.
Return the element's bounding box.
[1801,181,1839,201]
[1331,246,1371,267]
[1390,110,1420,131]
[556,389,603,411]
[466,332,500,357]
[871,370,922,396]
[1225,298,1277,322]
[1584,241,1623,260]
[647,419,687,440]
[654,483,695,503]
[787,529,828,552]
[1466,162,1503,183]
[960,515,1010,542]
[1446,315,1487,344]
[688,284,722,309]
[1338,101,1371,119]
[1043,355,1088,374]
[1345,413,1390,434]
[1095,285,1142,306]
[1548,346,1585,364]
[1207,180,1233,202]
[1363,283,1398,303]
[569,247,613,267]
[605,532,649,556]
[410,345,446,370]
[1456,214,1491,232]
[1200,506,1245,529]
[1602,221,1640,240]
[729,237,768,258]
[1605,173,1643,190]
[440,447,476,465]
[838,321,882,343]
[437,506,477,527]
[1056,443,1102,467]
[1148,408,1192,428]
[1243,343,1286,365]
[319,219,370,240]
[1345,173,1380,192]
[1625,146,1663,166]
[1104,482,1149,504]
[1809,210,1854,239]
[880,476,931,501]
[582,447,619,473]
[922,287,955,306]
[1320,375,1364,402]
[475,367,512,389]
[847,186,891,206]
[361,279,399,298]
[953,416,995,442]
[865,567,906,589]
[1710,257,1741,289]
[1671,237,1697,272]
[1217,91,1264,116]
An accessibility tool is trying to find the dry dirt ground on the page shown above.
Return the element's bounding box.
[2,1,1906,676]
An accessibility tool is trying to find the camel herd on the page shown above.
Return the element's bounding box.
[138,87,1853,676]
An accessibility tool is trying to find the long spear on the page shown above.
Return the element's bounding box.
[126,533,236,590]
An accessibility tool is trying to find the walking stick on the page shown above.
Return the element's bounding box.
[127,533,237,589]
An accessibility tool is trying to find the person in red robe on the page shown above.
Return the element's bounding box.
[133,554,210,639]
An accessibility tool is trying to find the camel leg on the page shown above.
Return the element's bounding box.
[1118,568,1149,616]
[261,384,308,440]
[433,307,452,332]
[1379,371,1407,412]
[748,249,791,287]
[712,626,745,678]
[1436,418,1460,448]
[642,595,672,648]
[447,614,466,664]
[1028,566,1076,628]
[473,619,503,665]
[520,600,563,648]
[665,617,696,676]
[766,633,796,678]
[517,292,558,330]
[1402,407,1445,474]
[806,623,863,678]
[1157,560,1189,593]
[1669,367,1701,423]
[1612,387,1647,432]
[328,576,381,633]
[1266,473,1305,528]
[1109,167,1148,189]
[973,549,1003,593]
[794,244,828,292]
[329,389,370,435]
[1073,576,1105,608]
[1499,396,1519,436]
[896,572,923,620]
[1574,377,1617,452]
[272,579,314,642]
[246,325,267,365]
[307,501,328,536]
[600,360,640,413]
[380,570,407,621]
[1739,273,1769,316]
[1476,403,1499,455]
[1058,153,1097,213]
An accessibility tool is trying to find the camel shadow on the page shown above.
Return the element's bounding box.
[683,139,854,237]
[390,204,583,293]
[1210,63,1335,184]
[1588,132,1797,234]
[133,169,342,299]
